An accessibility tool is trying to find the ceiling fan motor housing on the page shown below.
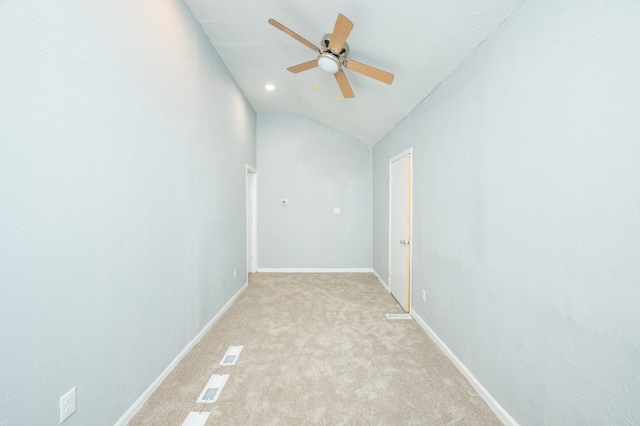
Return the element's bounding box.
[317,34,349,73]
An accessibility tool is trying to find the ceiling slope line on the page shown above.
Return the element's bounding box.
[373,0,529,146]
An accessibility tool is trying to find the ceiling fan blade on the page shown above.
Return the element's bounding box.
[328,13,354,53]
[334,69,355,98]
[287,60,318,74]
[344,59,394,85]
[268,18,319,52]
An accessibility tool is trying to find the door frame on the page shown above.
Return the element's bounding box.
[246,165,257,275]
[388,148,414,312]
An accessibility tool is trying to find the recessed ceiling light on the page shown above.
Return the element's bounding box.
[265,84,275,91]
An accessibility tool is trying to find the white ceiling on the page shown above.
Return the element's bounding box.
[184,0,524,145]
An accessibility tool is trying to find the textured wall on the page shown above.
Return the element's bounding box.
[0,0,256,424]
[373,0,640,424]
[257,114,372,269]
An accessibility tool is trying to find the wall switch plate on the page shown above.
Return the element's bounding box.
[333,208,340,214]
[233,269,237,279]
[59,387,76,423]
[421,289,426,302]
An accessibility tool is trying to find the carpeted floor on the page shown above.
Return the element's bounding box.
[129,273,501,425]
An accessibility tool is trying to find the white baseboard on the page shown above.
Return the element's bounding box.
[114,282,248,426]
[411,310,519,426]
[257,268,373,273]
[371,269,389,291]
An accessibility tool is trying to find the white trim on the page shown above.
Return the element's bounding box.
[408,151,414,312]
[257,268,372,273]
[388,148,414,310]
[411,310,519,426]
[387,163,392,293]
[246,165,257,275]
[390,147,413,164]
[372,269,389,291]
[114,282,249,426]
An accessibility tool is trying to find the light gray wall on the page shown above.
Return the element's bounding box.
[0,1,255,424]
[373,0,640,424]
[257,114,372,269]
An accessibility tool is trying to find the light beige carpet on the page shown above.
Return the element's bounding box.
[130,273,500,425]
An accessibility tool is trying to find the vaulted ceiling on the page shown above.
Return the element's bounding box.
[184,0,525,144]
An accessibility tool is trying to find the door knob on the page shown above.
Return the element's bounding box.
[400,240,406,245]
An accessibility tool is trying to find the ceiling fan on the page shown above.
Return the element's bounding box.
[268,13,394,99]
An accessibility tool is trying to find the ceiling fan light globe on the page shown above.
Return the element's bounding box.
[317,54,340,74]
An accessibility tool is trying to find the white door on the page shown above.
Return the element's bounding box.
[246,166,257,274]
[389,152,412,312]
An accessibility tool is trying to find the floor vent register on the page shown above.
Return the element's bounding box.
[386,313,412,320]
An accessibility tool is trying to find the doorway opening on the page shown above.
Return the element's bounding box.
[246,165,257,275]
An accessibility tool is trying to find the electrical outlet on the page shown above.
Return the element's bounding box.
[421,289,426,302]
[59,387,76,423]
[233,269,237,279]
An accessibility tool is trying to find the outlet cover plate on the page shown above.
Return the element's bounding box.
[59,387,76,423]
